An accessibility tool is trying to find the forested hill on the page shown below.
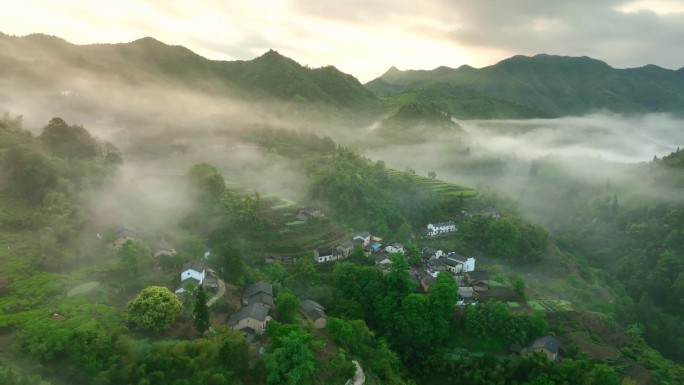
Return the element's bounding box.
[366,54,684,117]
[0,33,377,108]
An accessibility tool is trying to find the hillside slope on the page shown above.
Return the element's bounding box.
[367,54,684,116]
[0,33,377,109]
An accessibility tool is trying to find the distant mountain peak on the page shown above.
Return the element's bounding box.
[382,66,402,77]
[131,36,165,46]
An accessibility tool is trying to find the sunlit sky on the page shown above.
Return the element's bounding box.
[1,0,683,82]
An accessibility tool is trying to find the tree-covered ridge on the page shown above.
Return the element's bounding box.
[305,147,467,239]
[385,83,553,119]
[367,54,684,116]
[374,102,463,143]
[0,33,377,109]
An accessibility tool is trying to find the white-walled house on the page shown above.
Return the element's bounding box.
[442,257,464,274]
[353,231,371,246]
[464,257,475,272]
[175,260,207,294]
[385,243,404,254]
[180,260,206,284]
[427,221,457,236]
[314,246,345,263]
[441,254,476,275]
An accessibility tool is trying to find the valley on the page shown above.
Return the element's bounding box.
[1,31,684,385]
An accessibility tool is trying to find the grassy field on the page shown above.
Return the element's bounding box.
[66,281,101,297]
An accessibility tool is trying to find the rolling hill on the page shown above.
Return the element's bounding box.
[366,54,684,117]
[0,32,377,109]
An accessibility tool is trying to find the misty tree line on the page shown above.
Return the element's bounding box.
[2,117,121,271]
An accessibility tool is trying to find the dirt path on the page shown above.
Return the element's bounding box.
[206,269,226,307]
[348,360,365,385]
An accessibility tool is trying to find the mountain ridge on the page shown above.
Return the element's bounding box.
[367,53,684,116]
[2,32,684,118]
[0,32,377,109]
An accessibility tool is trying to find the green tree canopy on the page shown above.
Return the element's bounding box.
[266,329,316,385]
[187,163,226,203]
[276,290,300,324]
[118,239,149,274]
[193,285,210,334]
[127,286,183,331]
[39,117,98,159]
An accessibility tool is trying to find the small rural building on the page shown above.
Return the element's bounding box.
[421,247,443,261]
[300,205,324,218]
[314,246,335,263]
[152,240,176,259]
[415,267,437,292]
[242,281,274,307]
[442,257,465,274]
[336,241,355,257]
[427,221,456,237]
[385,242,404,254]
[458,286,475,299]
[227,302,272,336]
[527,336,561,361]
[353,231,371,246]
[203,275,219,292]
[375,250,392,266]
[466,271,490,291]
[300,299,327,329]
[175,260,207,294]
[265,255,297,264]
[108,225,141,248]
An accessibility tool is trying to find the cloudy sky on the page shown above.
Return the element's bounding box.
[1,0,683,82]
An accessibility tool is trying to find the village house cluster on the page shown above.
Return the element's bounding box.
[225,280,327,339]
[313,231,379,263]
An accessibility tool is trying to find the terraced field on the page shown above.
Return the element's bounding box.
[255,197,350,256]
[386,170,479,199]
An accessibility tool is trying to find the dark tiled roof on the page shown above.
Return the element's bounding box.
[530,336,560,354]
[181,260,206,273]
[316,246,334,256]
[300,299,325,313]
[242,281,273,299]
[228,303,271,325]
[441,258,463,267]
[356,231,371,238]
[300,299,326,321]
[340,241,355,249]
[467,271,489,280]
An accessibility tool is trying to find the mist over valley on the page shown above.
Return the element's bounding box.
[1,28,684,385]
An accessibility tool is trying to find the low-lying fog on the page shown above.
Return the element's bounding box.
[365,113,684,183]
[463,114,684,163]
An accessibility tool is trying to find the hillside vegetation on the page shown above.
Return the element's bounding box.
[367,54,684,117]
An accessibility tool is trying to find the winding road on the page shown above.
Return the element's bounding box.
[206,269,226,307]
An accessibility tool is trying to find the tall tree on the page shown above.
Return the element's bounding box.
[266,330,315,385]
[276,291,300,324]
[127,286,183,331]
[118,240,148,274]
[39,117,98,159]
[193,285,210,334]
[187,163,225,203]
